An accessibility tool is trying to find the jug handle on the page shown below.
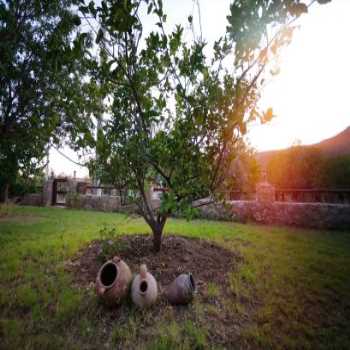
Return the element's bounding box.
[98,286,106,295]
[113,256,121,263]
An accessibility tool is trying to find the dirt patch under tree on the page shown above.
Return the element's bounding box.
[67,234,255,348]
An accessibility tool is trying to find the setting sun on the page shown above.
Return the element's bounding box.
[248,0,350,151]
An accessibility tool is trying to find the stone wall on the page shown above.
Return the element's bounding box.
[192,198,235,221]
[66,193,122,212]
[197,200,350,230]
[19,177,350,230]
[20,193,43,206]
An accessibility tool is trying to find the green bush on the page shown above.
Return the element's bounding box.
[97,224,127,262]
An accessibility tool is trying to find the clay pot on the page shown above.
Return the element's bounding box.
[131,264,158,308]
[164,273,196,305]
[96,256,132,306]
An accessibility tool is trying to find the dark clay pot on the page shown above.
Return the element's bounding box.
[164,273,196,305]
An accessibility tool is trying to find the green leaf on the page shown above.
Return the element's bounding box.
[96,28,104,44]
[262,108,274,124]
[78,5,89,14]
[72,15,81,26]
[88,1,97,16]
[157,0,163,16]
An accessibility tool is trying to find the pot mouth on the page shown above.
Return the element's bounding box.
[189,273,196,292]
[100,262,118,288]
[139,280,148,294]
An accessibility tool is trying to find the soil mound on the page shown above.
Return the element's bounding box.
[66,234,249,348]
[69,234,242,298]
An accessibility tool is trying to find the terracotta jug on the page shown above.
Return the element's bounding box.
[164,273,196,305]
[131,264,158,308]
[96,256,132,306]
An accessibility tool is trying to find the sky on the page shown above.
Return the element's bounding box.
[249,0,350,151]
[49,0,350,178]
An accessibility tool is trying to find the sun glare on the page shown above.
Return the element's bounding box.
[248,0,350,151]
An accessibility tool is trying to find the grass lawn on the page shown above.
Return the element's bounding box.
[0,205,350,349]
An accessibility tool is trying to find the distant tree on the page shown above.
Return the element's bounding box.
[84,0,331,251]
[324,155,350,188]
[0,0,101,202]
[10,170,45,198]
[224,140,261,195]
[267,145,325,188]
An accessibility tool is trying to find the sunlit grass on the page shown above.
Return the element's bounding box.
[0,206,349,349]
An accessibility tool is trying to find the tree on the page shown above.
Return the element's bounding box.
[267,145,326,188]
[84,0,331,251]
[224,140,261,196]
[0,0,100,202]
[324,155,350,189]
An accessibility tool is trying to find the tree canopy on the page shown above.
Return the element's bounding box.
[0,0,332,249]
[267,145,325,188]
[267,146,350,189]
[81,0,330,251]
[0,0,100,201]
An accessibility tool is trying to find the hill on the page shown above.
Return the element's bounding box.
[316,126,350,156]
[256,126,350,168]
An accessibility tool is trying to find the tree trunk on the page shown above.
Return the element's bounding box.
[152,224,163,253]
[136,177,168,252]
[150,217,167,253]
[0,183,9,203]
